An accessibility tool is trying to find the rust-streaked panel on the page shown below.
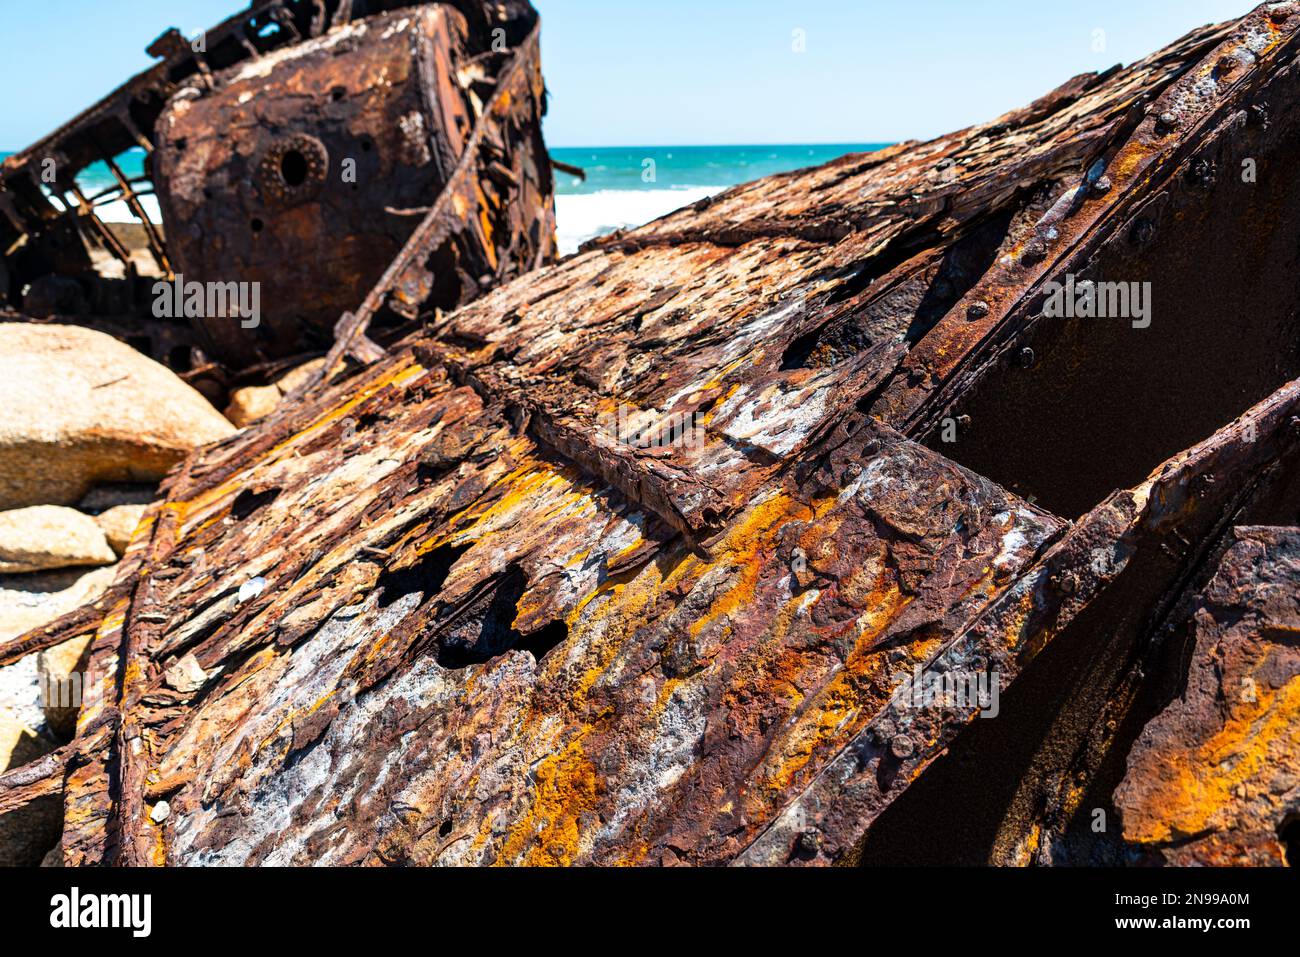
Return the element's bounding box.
[1116,526,1300,866]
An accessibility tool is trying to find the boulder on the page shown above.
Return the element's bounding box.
[0,711,62,866]
[0,565,117,644]
[38,632,96,740]
[275,358,327,396]
[0,654,44,733]
[223,359,328,428]
[0,506,116,574]
[0,323,236,510]
[224,385,281,429]
[95,503,147,556]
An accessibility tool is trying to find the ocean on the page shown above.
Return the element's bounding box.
[548,144,887,253]
[3,143,888,256]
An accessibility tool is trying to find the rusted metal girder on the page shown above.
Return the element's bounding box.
[0,0,553,375]
[845,377,1300,867]
[5,3,1300,867]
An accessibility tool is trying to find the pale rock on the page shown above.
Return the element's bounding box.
[38,632,96,739]
[0,710,62,866]
[237,576,267,604]
[275,358,327,396]
[163,654,208,694]
[0,323,236,509]
[0,655,44,733]
[0,565,118,644]
[224,384,282,428]
[95,504,148,556]
[223,358,327,428]
[0,506,117,574]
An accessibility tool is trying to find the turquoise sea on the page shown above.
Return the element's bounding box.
[3,142,889,254]
[548,143,887,252]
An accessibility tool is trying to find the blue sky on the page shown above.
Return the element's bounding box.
[0,0,1251,149]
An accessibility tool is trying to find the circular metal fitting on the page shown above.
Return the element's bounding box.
[257,133,329,210]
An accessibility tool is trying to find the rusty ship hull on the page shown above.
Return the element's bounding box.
[2,3,1300,869]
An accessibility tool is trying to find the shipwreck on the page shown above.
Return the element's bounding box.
[0,0,557,387]
[2,2,1300,868]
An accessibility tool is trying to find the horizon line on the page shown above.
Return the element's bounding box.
[548,141,895,150]
[3,141,898,154]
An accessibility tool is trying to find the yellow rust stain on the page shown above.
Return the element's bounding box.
[1126,673,1300,844]
[264,688,338,748]
[755,582,917,795]
[686,490,809,643]
[475,185,498,271]
[1009,823,1043,866]
[499,734,600,866]
[149,819,167,866]
[429,457,582,548]
[1000,585,1042,651]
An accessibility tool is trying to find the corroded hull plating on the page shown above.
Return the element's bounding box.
[3,3,1300,868]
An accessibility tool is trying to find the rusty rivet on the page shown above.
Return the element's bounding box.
[890,735,915,759]
[1131,218,1156,245]
[1157,111,1179,131]
[1017,347,1036,369]
[797,829,821,856]
[966,300,990,321]
[1091,175,1112,194]
[1217,55,1238,75]
[843,461,863,482]
[1052,569,1077,595]
[1021,240,1047,265]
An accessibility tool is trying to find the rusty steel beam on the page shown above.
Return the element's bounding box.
[780,376,1300,866]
